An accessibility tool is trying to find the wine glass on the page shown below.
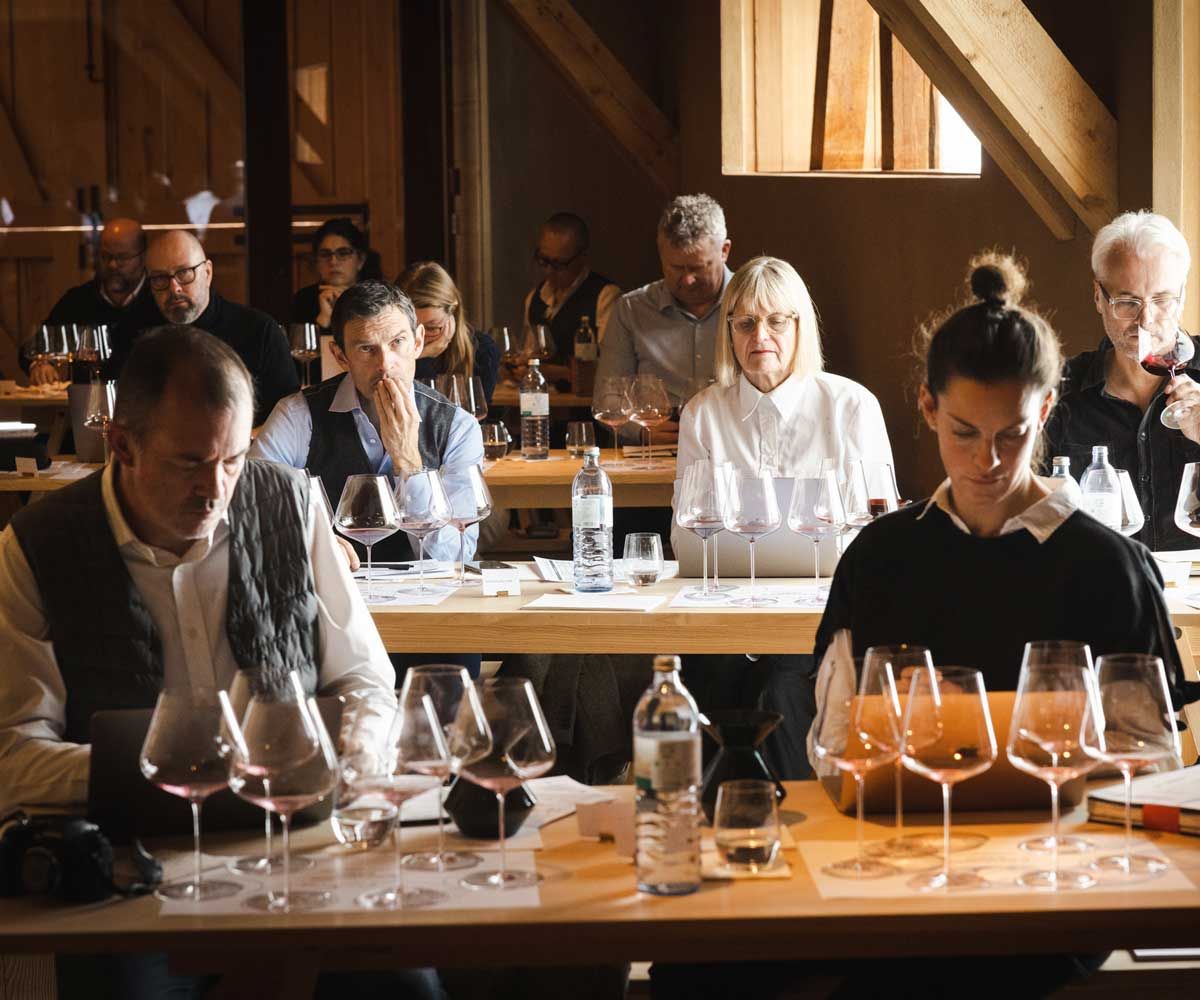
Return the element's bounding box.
[623,532,664,587]
[139,688,242,902]
[482,422,509,461]
[222,673,339,913]
[460,678,556,890]
[446,465,493,586]
[675,459,728,602]
[50,323,76,382]
[83,375,117,461]
[436,373,467,408]
[356,694,450,910]
[21,325,57,383]
[467,376,488,422]
[394,468,452,596]
[527,324,555,363]
[1141,325,1197,429]
[1013,641,1096,855]
[334,474,401,603]
[787,472,846,606]
[811,656,900,878]
[288,323,320,387]
[399,665,492,872]
[1082,654,1182,876]
[1115,469,1145,536]
[724,470,781,607]
[628,374,672,469]
[308,473,335,524]
[492,327,521,384]
[76,324,111,369]
[1176,462,1200,539]
[592,376,633,467]
[901,666,997,892]
[1006,657,1102,890]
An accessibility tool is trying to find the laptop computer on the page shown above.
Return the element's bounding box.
[675,476,842,578]
[88,697,343,844]
[819,690,1086,815]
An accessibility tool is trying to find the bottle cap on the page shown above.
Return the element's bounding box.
[652,654,681,672]
[583,446,600,457]
[1052,456,1069,464]
[529,358,540,366]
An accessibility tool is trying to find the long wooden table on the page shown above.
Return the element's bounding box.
[484,449,674,508]
[490,385,591,409]
[1,782,1197,978]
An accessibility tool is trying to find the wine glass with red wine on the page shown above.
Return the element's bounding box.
[335,474,401,603]
[1140,326,1197,429]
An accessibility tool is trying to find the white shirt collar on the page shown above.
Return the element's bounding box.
[916,475,1082,543]
[735,371,805,422]
[97,273,146,309]
[101,461,227,566]
[537,268,591,313]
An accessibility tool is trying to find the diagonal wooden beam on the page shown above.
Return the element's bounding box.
[869,0,1117,239]
[0,94,41,203]
[498,0,680,195]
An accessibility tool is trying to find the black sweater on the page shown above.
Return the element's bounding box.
[37,280,162,378]
[814,502,1196,708]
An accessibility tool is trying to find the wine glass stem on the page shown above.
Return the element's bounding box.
[941,783,952,885]
[854,772,865,862]
[645,427,652,470]
[496,791,508,882]
[713,532,721,588]
[1122,766,1134,870]
[612,425,620,465]
[458,529,467,585]
[365,544,374,602]
[264,809,273,865]
[1049,781,1060,885]
[701,535,710,596]
[395,801,406,901]
[281,813,292,907]
[436,782,447,869]
[748,538,757,602]
[418,537,427,589]
[894,759,904,836]
[190,800,202,897]
[812,538,821,591]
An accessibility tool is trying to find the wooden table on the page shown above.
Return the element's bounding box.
[483,450,674,508]
[1,782,1197,977]
[0,387,71,454]
[490,385,591,409]
[0,387,69,408]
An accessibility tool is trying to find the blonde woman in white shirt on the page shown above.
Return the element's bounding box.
[671,254,894,556]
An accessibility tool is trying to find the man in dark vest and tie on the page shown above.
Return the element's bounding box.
[0,327,445,998]
[523,212,620,360]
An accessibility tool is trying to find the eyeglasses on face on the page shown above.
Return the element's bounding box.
[728,312,797,336]
[316,247,359,262]
[533,250,581,272]
[1097,281,1183,322]
[148,260,209,291]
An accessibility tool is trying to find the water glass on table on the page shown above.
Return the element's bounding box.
[623,532,664,587]
[713,779,782,874]
[482,422,509,461]
[566,420,596,458]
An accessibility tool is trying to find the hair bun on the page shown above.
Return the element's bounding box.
[969,265,1007,305]
[966,251,1027,309]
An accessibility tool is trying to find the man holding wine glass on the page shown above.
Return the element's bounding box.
[1044,210,1200,549]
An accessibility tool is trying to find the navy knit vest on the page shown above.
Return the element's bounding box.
[527,271,613,364]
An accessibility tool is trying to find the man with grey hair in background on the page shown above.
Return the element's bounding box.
[1044,209,1200,549]
[596,193,733,445]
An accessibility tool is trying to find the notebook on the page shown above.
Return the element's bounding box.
[819,690,1087,815]
[87,697,343,844]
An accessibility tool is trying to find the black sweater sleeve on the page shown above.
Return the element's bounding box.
[253,319,301,426]
[472,328,500,403]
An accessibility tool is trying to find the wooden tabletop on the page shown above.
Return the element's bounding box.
[0,387,69,408]
[1,782,1196,969]
[490,385,592,409]
[483,449,674,508]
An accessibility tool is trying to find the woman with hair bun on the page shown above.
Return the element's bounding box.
[813,253,1187,703]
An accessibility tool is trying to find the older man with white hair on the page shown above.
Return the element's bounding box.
[1044,209,1200,549]
[596,193,733,445]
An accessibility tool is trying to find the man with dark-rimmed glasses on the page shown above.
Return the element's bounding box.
[139,229,298,425]
[1044,209,1200,549]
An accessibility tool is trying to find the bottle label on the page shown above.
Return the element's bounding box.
[572,495,613,529]
[520,392,549,417]
[574,342,598,362]
[634,733,700,793]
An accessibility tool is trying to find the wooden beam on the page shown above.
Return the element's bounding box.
[154,1,242,114]
[1153,0,1200,333]
[0,95,41,203]
[721,0,757,173]
[869,0,1090,239]
[499,0,679,195]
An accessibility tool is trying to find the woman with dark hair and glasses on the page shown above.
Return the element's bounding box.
[290,217,381,331]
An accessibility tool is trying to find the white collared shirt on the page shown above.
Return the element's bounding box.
[917,475,1083,542]
[671,370,894,552]
[0,463,396,814]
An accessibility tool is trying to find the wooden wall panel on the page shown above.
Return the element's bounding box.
[890,33,933,169]
[820,0,880,169]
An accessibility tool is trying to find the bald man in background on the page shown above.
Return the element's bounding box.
[138,229,298,424]
[32,218,161,383]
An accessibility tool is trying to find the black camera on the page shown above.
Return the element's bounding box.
[0,812,116,902]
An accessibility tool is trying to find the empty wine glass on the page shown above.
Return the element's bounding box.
[492,327,521,384]
[222,673,339,913]
[901,666,997,892]
[468,376,488,422]
[400,665,492,872]
[446,465,493,586]
[1114,469,1145,536]
[1013,640,1096,855]
[1083,654,1182,876]
[623,532,664,587]
[1006,656,1102,890]
[460,678,556,890]
[628,374,672,469]
[356,694,449,910]
[724,470,781,607]
[811,656,900,878]
[22,325,57,382]
[83,376,117,461]
[335,474,401,603]
[787,472,846,605]
[395,468,452,596]
[593,376,633,467]
[308,473,335,524]
[436,373,467,408]
[675,459,728,602]
[139,688,242,902]
[288,323,320,387]
[862,644,938,859]
[527,324,555,363]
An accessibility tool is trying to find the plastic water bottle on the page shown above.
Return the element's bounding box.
[633,654,701,896]
[1080,445,1121,530]
[1050,455,1071,480]
[520,358,550,460]
[572,446,613,592]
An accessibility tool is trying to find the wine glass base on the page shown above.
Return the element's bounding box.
[402,850,482,872]
[821,856,897,880]
[909,869,989,892]
[244,889,332,913]
[402,584,450,598]
[793,590,829,608]
[1162,402,1193,430]
[228,853,315,876]
[730,594,778,608]
[680,588,729,604]
[1089,853,1170,876]
[1016,868,1096,891]
[356,887,447,910]
[1018,834,1093,854]
[155,878,242,902]
[461,868,542,890]
[358,590,398,605]
[871,835,940,859]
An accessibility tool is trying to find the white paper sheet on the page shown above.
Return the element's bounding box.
[353,560,454,580]
[798,831,1196,899]
[668,583,826,608]
[521,593,665,612]
[1089,769,1200,809]
[354,581,455,606]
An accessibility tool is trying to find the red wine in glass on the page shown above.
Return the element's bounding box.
[1146,330,1198,429]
